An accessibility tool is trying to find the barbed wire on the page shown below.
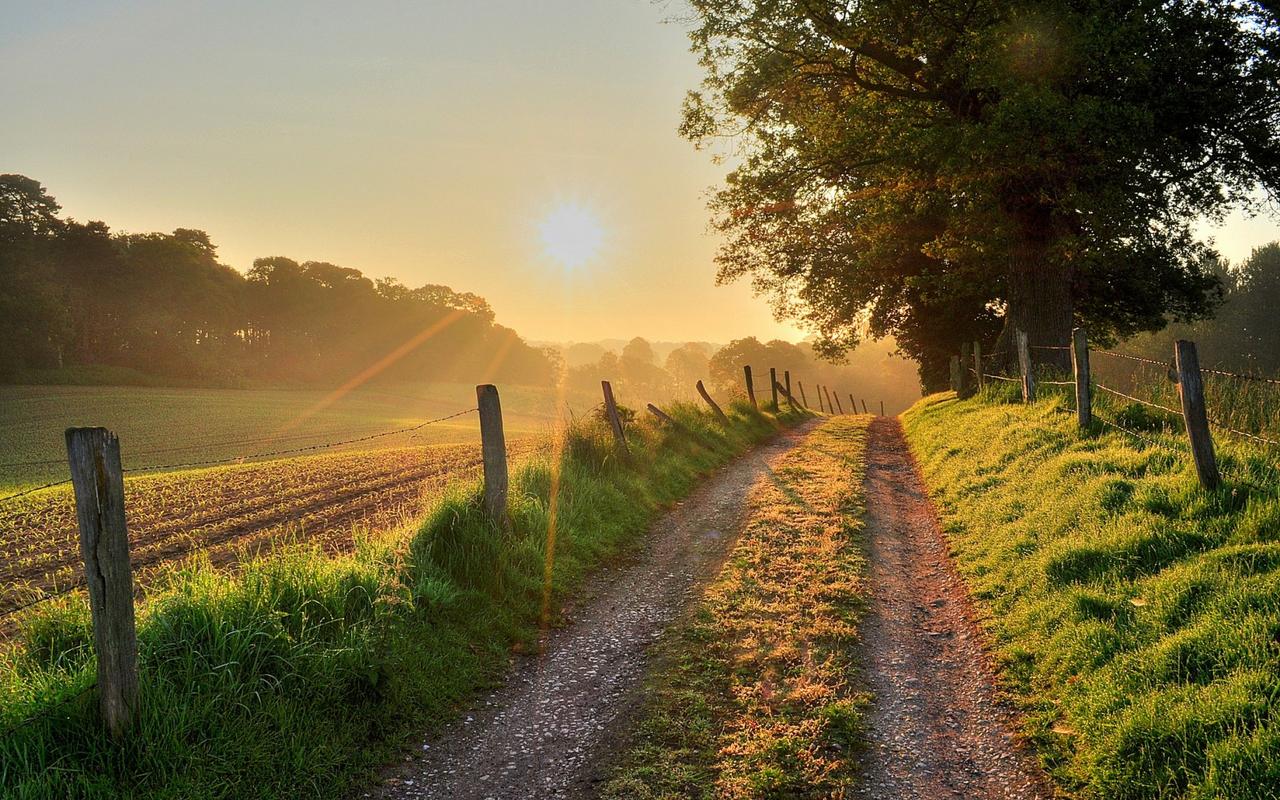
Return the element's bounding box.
[1200,366,1280,386]
[1094,413,1185,453]
[0,478,74,505]
[0,585,80,622]
[983,374,1021,383]
[1031,345,1071,351]
[1093,384,1182,417]
[121,407,478,475]
[0,681,97,740]
[1205,416,1280,448]
[1093,350,1169,368]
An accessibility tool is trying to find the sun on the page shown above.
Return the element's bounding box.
[538,202,605,272]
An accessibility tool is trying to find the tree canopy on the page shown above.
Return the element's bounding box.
[0,175,553,386]
[682,0,1280,387]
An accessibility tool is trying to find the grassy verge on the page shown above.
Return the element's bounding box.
[902,390,1280,799]
[0,401,803,799]
[601,416,870,799]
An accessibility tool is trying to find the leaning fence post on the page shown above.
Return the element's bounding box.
[974,341,984,390]
[783,370,796,410]
[798,382,808,408]
[65,427,138,738]
[743,365,757,409]
[834,393,845,414]
[601,380,629,453]
[823,385,835,415]
[1174,340,1220,490]
[696,380,729,421]
[861,399,868,414]
[769,368,779,410]
[950,355,961,393]
[1071,328,1091,430]
[476,385,510,525]
[817,385,826,413]
[1017,329,1036,402]
[849,393,857,414]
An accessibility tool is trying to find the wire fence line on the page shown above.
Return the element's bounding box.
[0,681,97,740]
[1094,350,1170,368]
[0,408,481,507]
[1093,384,1182,417]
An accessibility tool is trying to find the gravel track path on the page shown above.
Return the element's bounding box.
[855,417,1051,799]
[366,422,816,800]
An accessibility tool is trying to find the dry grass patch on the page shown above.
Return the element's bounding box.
[603,416,870,799]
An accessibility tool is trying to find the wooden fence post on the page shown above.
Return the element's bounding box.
[769,368,779,410]
[65,427,138,738]
[834,393,845,414]
[880,400,885,416]
[949,355,961,393]
[783,371,796,410]
[861,399,868,414]
[974,341,984,390]
[798,382,808,408]
[1017,329,1036,402]
[601,380,629,453]
[823,385,835,415]
[476,385,510,525]
[1071,328,1091,430]
[743,365,757,409]
[1174,340,1220,490]
[959,342,973,398]
[849,393,857,414]
[817,385,826,413]
[696,380,729,421]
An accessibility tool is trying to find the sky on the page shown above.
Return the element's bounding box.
[2,0,1277,344]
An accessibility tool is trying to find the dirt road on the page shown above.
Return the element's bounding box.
[855,417,1050,799]
[366,422,816,799]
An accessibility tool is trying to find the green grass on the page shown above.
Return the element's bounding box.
[601,416,870,799]
[0,381,598,492]
[902,390,1280,799]
[0,400,804,799]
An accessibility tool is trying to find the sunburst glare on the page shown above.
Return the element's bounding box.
[538,202,606,272]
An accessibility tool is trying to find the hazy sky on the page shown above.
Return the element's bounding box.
[3,1,1277,343]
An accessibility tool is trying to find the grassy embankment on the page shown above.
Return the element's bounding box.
[903,387,1280,799]
[602,416,870,799]
[0,400,803,799]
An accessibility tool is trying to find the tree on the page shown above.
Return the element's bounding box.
[682,0,1280,385]
[665,342,711,391]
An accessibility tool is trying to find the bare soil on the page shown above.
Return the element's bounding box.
[855,417,1052,799]
[363,423,817,800]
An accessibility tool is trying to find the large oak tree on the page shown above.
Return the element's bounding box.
[682,0,1280,386]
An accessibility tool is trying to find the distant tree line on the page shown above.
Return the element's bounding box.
[0,175,554,386]
[1123,243,1280,374]
[559,334,921,412]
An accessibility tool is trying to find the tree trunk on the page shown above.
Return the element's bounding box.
[994,210,1074,373]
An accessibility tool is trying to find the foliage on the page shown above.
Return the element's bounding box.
[903,392,1280,798]
[681,1,1280,385]
[601,417,870,798]
[0,402,804,799]
[0,175,553,386]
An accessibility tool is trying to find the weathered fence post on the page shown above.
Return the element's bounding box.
[65,427,138,738]
[974,341,984,390]
[696,380,729,421]
[1071,328,1091,430]
[959,342,973,398]
[1017,329,1036,402]
[601,380,629,454]
[834,393,845,414]
[817,385,826,413]
[861,399,868,414]
[849,393,857,414]
[1174,340,1220,490]
[769,368,779,410]
[476,385,510,525]
[743,365,757,409]
[823,385,835,415]
[783,370,796,410]
[949,355,961,393]
[880,400,885,417]
[798,382,808,408]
